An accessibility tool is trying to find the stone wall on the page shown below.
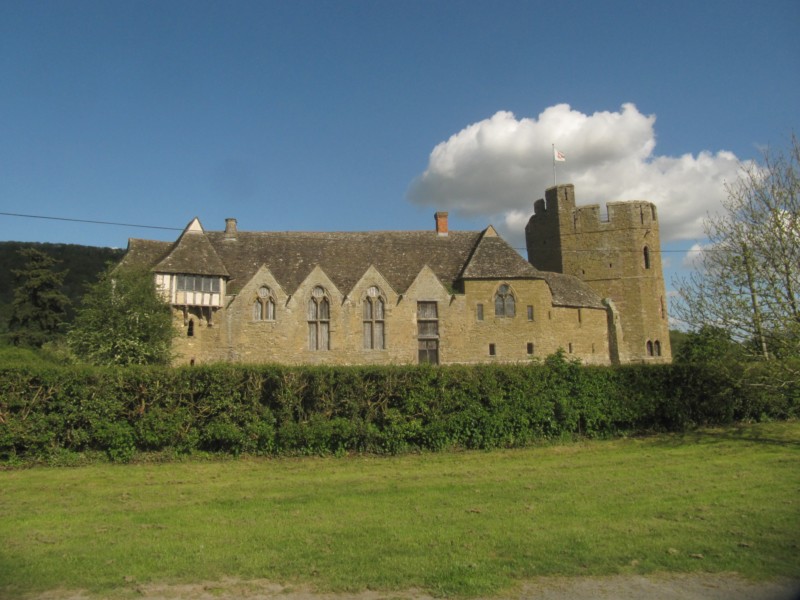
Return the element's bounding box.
[170,269,613,367]
[525,184,671,363]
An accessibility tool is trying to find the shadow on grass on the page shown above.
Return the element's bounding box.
[646,421,800,449]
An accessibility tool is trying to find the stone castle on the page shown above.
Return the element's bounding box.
[526,184,671,364]
[120,184,671,366]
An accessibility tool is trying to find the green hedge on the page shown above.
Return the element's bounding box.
[1,356,797,462]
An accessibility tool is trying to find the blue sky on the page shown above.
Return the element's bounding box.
[1,0,798,294]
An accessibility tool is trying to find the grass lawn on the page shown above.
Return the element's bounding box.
[1,421,799,598]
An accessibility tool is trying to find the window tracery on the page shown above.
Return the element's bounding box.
[363,286,385,350]
[253,286,275,321]
[494,284,516,318]
[308,286,330,350]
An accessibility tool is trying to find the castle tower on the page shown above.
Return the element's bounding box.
[525,184,671,363]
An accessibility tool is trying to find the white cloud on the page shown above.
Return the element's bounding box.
[407,103,746,245]
[681,242,708,269]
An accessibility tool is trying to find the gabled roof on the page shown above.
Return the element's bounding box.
[119,218,606,308]
[152,218,229,277]
[460,227,542,280]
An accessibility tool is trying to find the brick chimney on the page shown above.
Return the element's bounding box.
[224,218,238,239]
[435,211,449,236]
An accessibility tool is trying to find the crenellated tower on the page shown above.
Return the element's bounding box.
[525,184,671,363]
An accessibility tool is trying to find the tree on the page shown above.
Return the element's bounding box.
[674,135,800,363]
[68,267,175,366]
[7,248,70,348]
[672,325,744,365]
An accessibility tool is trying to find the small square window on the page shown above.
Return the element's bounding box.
[526,342,534,355]
[489,343,496,356]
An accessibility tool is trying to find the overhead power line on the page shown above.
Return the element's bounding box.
[0,211,702,253]
[512,247,702,254]
[0,211,183,232]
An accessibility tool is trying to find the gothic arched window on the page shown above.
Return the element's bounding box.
[363,286,385,350]
[308,286,330,350]
[253,286,275,321]
[494,284,516,318]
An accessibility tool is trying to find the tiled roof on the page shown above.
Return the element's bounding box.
[540,272,605,308]
[460,229,542,280]
[118,239,173,271]
[206,230,481,295]
[153,222,229,277]
[457,230,604,307]
[120,220,606,308]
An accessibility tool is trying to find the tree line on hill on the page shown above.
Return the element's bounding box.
[0,241,124,336]
[2,242,174,365]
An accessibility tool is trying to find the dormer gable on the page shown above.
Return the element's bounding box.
[348,265,398,302]
[154,218,229,278]
[405,264,451,300]
[185,217,204,234]
[291,265,342,305]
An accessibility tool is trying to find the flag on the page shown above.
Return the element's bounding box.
[554,148,566,162]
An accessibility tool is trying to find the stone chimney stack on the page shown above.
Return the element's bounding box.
[435,211,449,236]
[224,218,238,238]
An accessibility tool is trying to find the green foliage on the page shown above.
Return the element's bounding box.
[668,329,689,357]
[7,248,70,348]
[67,267,175,366]
[0,241,123,336]
[0,345,55,367]
[1,357,796,463]
[673,135,800,363]
[673,325,745,365]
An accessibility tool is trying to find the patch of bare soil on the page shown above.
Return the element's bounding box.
[22,574,800,600]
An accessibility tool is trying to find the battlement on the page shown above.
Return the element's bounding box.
[532,184,576,217]
[525,183,670,364]
[573,200,658,232]
[530,184,658,233]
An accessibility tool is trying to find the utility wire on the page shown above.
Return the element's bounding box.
[511,247,702,253]
[0,211,702,253]
[0,211,183,232]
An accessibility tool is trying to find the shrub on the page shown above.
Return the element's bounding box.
[0,357,796,463]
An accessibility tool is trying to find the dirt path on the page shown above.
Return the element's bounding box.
[27,574,800,600]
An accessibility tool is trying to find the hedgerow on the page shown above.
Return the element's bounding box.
[0,354,796,462]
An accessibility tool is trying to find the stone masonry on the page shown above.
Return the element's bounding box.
[120,184,671,366]
[525,184,671,363]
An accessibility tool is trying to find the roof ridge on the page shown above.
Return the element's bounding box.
[206,229,478,236]
[456,226,492,281]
